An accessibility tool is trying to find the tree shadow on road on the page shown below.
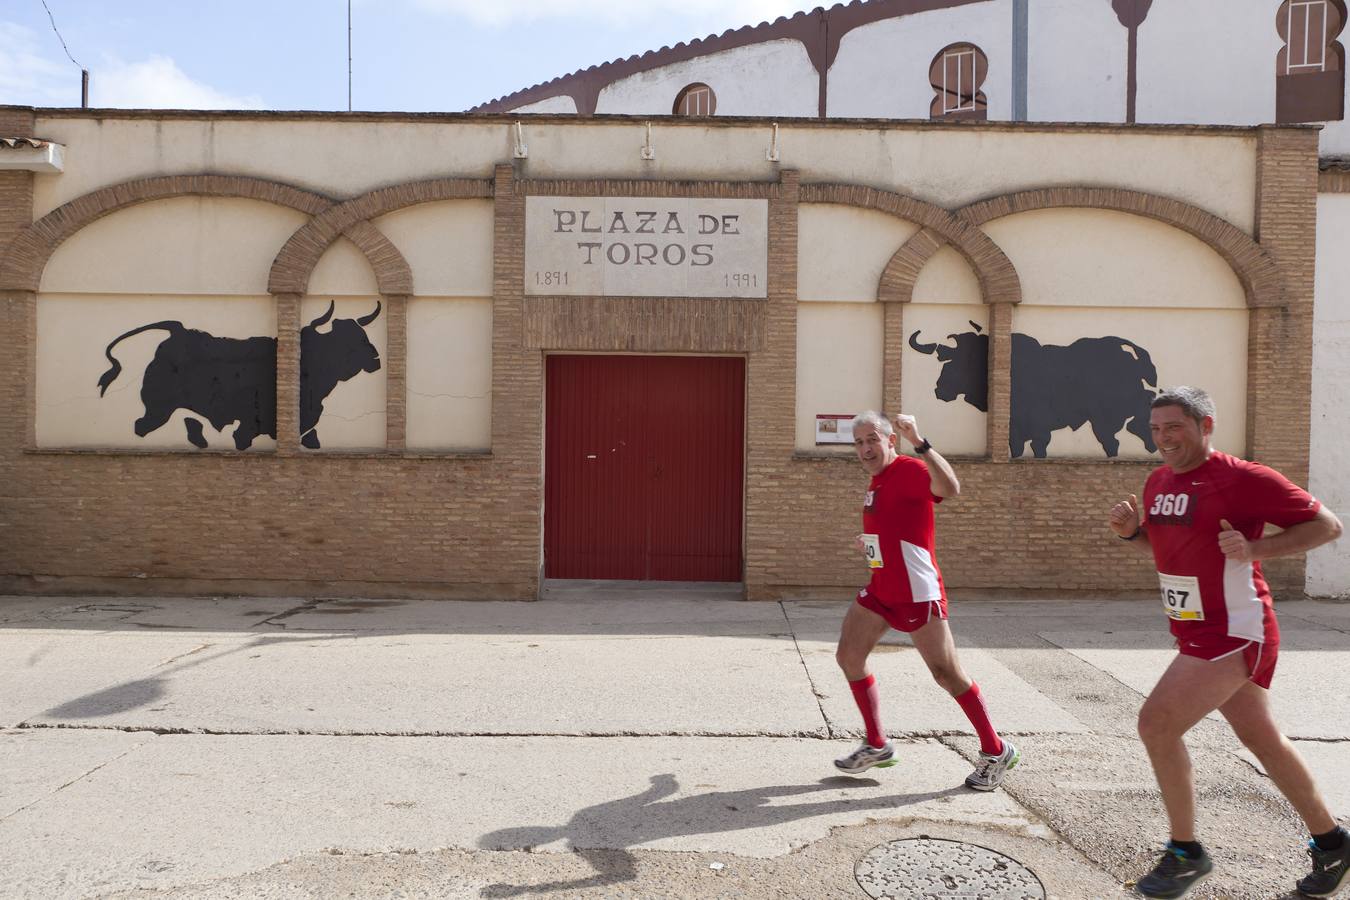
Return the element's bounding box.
[477,771,966,896]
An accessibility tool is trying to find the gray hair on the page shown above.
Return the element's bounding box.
[850,410,893,437]
[1151,386,1216,424]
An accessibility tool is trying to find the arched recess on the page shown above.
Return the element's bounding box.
[0,174,406,295]
[800,183,1021,305]
[959,188,1283,308]
[800,183,1021,453]
[912,186,1283,462]
[268,178,493,295]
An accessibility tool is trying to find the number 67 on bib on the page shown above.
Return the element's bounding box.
[1158,572,1204,621]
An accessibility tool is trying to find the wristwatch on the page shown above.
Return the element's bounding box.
[915,438,933,454]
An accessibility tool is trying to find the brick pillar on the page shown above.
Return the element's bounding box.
[1251,126,1318,480]
[1252,125,1319,593]
[492,162,542,596]
[744,170,799,600]
[275,293,301,454]
[383,293,408,451]
[1,111,38,457]
[882,300,904,415]
[0,290,36,452]
[986,300,1014,462]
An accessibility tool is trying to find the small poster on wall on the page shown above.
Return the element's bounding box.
[815,414,855,445]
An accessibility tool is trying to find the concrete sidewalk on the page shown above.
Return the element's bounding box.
[1,588,1347,899]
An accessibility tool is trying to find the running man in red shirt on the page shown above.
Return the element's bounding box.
[1109,386,1347,899]
[833,411,1020,791]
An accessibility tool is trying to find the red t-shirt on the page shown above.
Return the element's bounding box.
[861,455,946,605]
[1142,450,1321,644]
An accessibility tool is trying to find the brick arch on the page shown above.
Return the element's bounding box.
[799,184,1021,306]
[958,187,1284,308]
[0,175,404,296]
[268,178,493,295]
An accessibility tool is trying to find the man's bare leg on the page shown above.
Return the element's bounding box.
[1136,652,1251,841]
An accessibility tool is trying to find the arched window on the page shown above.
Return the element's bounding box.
[929,43,988,120]
[673,83,716,117]
[1276,0,1346,122]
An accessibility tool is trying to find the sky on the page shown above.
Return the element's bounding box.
[2,0,820,113]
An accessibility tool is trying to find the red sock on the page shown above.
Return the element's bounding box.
[955,682,1003,756]
[848,674,886,748]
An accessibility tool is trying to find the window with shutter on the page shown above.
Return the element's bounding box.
[929,43,988,120]
[1276,0,1346,121]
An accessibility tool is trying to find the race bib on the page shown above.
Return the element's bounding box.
[1158,572,1204,621]
[861,534,883,569]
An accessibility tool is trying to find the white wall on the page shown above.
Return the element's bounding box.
[511,95,578,114]
[373,200,494,296]
[1136,0,1279,126]
[795,303,884,452]
[406,298,493,452]
[1026,0,1126,123]
[797,204,917,301]
[828,1,1012,120]
[596,40,819,117]
[1309,194,1350,596]
[40,197,308,294]
[33,118,1259,235]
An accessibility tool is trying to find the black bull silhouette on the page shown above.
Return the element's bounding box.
[97,301,381,450]
[908,323,1158,458]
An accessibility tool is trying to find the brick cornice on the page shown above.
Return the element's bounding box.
[267,178,491,295]
[960,187,1284,308]
[1318,168,1350,192]
[801,183,1022,305]
[513,178,786,199]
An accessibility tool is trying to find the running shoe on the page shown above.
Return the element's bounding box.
[965,739,1020,791]
[1135,844,1213,899]
[1298,831,1350,898]
[833,740,896,774]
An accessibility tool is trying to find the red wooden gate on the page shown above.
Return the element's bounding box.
[545,355,745,581]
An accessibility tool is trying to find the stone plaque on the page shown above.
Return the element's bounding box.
[525,197,768,298]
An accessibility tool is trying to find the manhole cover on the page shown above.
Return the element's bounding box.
[855,837,1046,900]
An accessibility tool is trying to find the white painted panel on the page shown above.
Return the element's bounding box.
[524,198,767,298]
[1309,195,1350,596]
[1135,0,1278,126]
[982,208,1248,308]
[309,237,380,296]
[901,304,988,456]
[797,204,918,302]
[36,294,277,450]
[1026,0,1126,123]
[795,303,884,453]
[39,197,307,295]
[405,298,492,452]
[596,40,819,117]
[912,245,981,303]
[828,3,1013,120]
[298,296,387,451]
[374,200,494,297]
[1011,306,1247,460]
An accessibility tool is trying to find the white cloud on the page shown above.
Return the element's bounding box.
[404,0,814,29]
[0,21,85,107]
[91,55,264,110]
[0,21,262,110]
